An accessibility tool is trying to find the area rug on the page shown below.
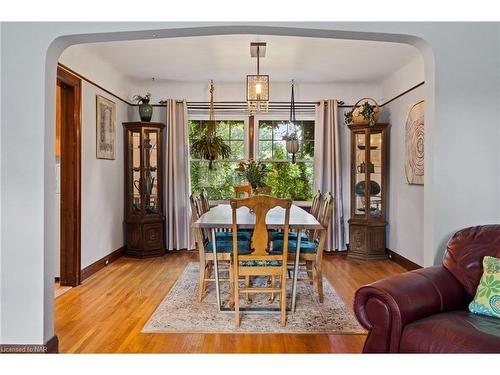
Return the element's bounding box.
[143,262,365,334]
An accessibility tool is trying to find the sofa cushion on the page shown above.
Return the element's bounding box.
[400,310,500,353]
[443,225,500,298]
[469,256,500,318]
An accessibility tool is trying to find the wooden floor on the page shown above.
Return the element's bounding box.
[55,252,405,353]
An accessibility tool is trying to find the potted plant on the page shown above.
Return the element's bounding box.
[190,121,231,170]
[132,93,153,122]
[236,160,271,192]
[283,132,300,163]
[344,97,380,126]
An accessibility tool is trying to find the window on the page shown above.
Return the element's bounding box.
[188,118,315,201]
[258,120,315,201]
[188,120,246,200]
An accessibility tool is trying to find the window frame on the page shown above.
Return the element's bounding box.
[188,114,249,162]
[187,112,315,204]
[254,113,316,204]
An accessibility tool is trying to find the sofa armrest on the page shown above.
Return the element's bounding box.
[354,266,467,353]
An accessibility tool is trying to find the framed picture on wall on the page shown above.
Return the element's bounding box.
[405,100,424,185]
[96,95,116,160]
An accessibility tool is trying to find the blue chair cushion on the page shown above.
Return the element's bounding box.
[205,240,252,254]
[269,231,309,242]
[271,239,318,254]
[215,231,251,241]
[239,260,282,267]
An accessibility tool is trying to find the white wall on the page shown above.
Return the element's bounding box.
[1,22,499,345]
[57,46,129,272]
[80,81,126,268]
[379,56,425,265]
[59,44,135,100]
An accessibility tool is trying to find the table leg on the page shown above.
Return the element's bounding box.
[211,229,222,311]
[291,230,301,313]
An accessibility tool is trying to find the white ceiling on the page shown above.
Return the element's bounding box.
[78,34,420,83]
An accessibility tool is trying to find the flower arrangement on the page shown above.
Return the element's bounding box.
[235,159,271,189]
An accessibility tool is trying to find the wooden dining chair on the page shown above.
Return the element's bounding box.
[271,192,333,303]
[230,195,292,327]
[310,190,322,219]
[269,190,323,244]
[255,186,272,195]
[234,184,252,198]
[190,193,252,303]
[189,194,202,219]
[199,189,210,213]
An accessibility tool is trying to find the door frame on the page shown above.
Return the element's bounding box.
[57,66,82,287]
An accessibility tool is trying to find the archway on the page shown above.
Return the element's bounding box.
[44,24,434,348]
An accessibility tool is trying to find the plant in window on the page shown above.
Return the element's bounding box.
[190,82,231,170]
[236,160,271,190]
[191,130,231,170]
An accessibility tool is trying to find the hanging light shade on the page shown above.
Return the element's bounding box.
[247,42,269,113]
[283,80,300,163]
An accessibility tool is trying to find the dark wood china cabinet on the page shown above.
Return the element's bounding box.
[348,123,389,260]
[123,122,165,257]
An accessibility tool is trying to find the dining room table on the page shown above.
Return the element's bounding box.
[192,204,324,313]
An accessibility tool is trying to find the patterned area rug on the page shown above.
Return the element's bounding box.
[143,263,365,334]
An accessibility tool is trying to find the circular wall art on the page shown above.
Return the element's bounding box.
[405,100,425,185]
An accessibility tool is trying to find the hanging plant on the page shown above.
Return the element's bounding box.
[190,81,231,170]
[191,131,231,170]
[282,80,300,163]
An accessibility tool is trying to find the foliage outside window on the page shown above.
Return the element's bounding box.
[188,119,315,201]
[258,120,315,201]
[189,120,245,200]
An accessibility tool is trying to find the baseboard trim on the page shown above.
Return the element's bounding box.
[81,245,126,282]
[386,249,422,271]
[323,250,348,255]
[0,335,58,354]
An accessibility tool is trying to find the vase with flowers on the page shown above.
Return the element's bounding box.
[235,159,271,194]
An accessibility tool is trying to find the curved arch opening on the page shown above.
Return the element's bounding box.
[44,24,435,345]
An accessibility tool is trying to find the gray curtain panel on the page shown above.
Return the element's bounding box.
[313,99,346,251]
[165,99,194,250]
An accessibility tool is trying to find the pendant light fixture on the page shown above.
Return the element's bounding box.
[283,80,300,163]
[247,42,269,113]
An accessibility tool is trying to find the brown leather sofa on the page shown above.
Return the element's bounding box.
[354,225,500,353]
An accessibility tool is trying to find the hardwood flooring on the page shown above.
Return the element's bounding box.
[55,252,405,353]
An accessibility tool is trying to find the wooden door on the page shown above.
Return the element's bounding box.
[57,67,82,286]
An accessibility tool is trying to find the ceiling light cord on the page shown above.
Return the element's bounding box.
[257,45,260,75]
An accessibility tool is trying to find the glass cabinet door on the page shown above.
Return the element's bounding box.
[354,131,367,216]
[131,130,141,214]
[368,131,383,217]
[143,128,159,215]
